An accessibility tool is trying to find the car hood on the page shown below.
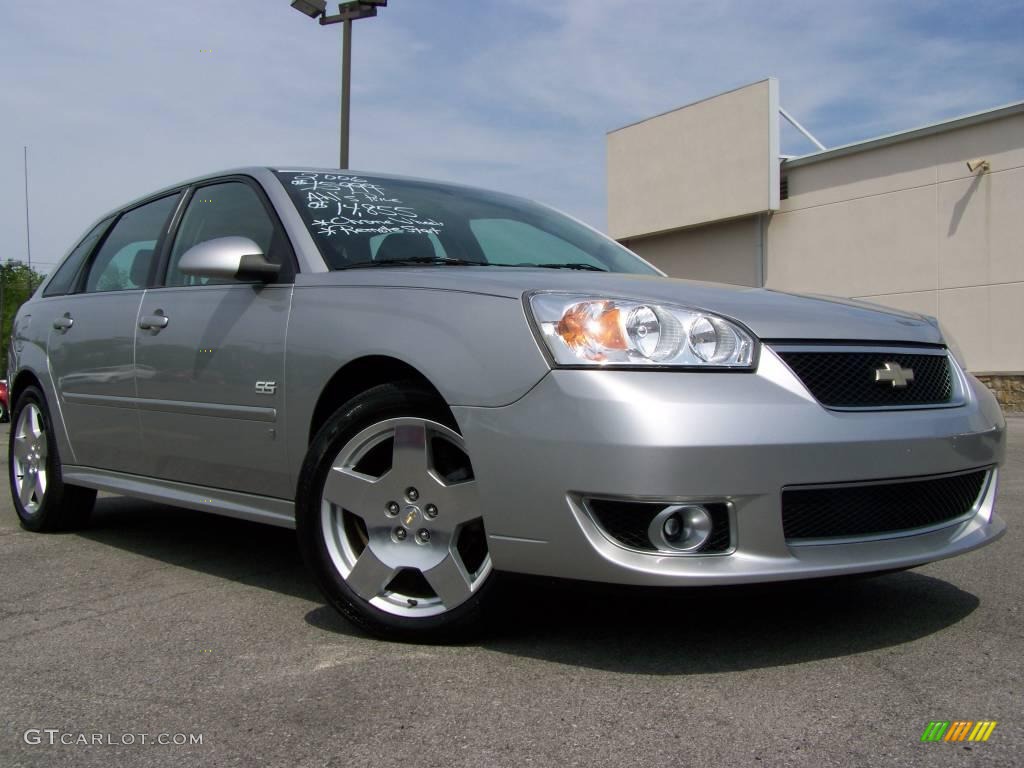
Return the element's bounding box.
[299,268,944,344]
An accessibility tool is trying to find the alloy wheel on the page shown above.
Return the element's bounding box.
[12,403,48,514]
[320,417,491,617]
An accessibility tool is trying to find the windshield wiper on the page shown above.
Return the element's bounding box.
[530,262,607,272]
[340,256,489,269]
[338,256,608,272]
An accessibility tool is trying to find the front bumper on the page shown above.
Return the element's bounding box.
[453,348,1006,586]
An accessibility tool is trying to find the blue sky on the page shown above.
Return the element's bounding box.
[1,0,1021,273]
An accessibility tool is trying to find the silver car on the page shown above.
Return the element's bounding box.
[7,167,1006,640]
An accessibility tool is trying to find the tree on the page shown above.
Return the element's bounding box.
[1,261,46,379]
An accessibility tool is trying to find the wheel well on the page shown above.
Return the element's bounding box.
[11,370,43,408]
[307,357,449,443]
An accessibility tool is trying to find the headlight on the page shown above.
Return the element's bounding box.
[528,293,757,368]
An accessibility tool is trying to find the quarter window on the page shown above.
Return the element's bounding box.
[84,195,181,293]
[166,182,278,287]
[43,217,113,296]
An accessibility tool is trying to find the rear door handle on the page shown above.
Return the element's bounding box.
[52,315,74,331]
[139,313,169,330]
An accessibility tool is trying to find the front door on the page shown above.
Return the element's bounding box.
[133,179,294,498]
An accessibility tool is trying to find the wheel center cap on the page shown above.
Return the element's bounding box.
[401,505,421,529]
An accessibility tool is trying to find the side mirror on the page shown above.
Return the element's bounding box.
[178,236,281,282]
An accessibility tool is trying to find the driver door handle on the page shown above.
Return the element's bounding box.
[139,313,169,330]
[52,315,74,331]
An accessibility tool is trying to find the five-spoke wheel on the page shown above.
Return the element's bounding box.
[8,384,96,532]
[12,402,49,514]
[297,382,494,640]
[321,417,490,617]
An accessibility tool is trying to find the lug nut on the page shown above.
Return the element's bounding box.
[394,528,407,541]
[425,504,438,519]
[386,501,400,516]
[406,487,419,501]
[416,529,431,544]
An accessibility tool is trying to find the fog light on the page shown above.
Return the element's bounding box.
[648,505,713,552]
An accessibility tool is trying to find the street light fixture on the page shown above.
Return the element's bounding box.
[290,0,327,19]
[290,0,388,169]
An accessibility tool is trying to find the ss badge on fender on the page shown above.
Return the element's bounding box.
[255,381,277,395]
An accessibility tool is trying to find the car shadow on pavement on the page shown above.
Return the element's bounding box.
[79,497,980,673]
[476,572,980,675]
[77,496,320,603]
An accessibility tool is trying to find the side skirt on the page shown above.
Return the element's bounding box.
[62,465,296,529]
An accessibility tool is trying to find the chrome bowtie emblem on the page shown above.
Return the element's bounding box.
[875,361,915,389]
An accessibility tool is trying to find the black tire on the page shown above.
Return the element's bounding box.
[9,385,96,532]
[296,381,495,642]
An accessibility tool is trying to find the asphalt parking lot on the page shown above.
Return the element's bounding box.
[1,420,1021,768]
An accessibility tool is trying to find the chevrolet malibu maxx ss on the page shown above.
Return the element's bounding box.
[7,168,1006,640]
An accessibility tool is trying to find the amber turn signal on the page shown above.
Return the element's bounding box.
[555,302,627,359]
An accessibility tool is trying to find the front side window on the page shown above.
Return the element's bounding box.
[273,170,658,274]
[84,194,181,293]
[165,181,279,287]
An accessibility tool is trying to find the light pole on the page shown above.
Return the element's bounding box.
[290,0,388,169]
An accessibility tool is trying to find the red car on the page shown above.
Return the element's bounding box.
[0,379,8,423]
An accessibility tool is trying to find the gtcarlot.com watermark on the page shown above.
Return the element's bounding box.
[24,729,203,747]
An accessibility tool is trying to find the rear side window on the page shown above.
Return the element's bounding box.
[42,217,113,296]
[84,194,180,293]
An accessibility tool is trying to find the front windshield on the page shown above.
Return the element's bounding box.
[273,170,659,274]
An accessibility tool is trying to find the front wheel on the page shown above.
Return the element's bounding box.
[296,382,494,642]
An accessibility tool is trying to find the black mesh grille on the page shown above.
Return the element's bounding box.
[587,500,730,553]
[776,349,953,407]
[782,470,987,541]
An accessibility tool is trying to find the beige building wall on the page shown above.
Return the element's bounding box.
[766,110,1024,373]
[607,79,779,240]
[620,216,763,287]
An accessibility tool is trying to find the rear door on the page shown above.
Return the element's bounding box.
[46,193,181,473]
[133,177,294,498]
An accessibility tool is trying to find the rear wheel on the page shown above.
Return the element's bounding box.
[9,385,96,532]
[296,382,493,641]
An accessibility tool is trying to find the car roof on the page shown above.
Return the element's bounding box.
[101,166,506,221]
